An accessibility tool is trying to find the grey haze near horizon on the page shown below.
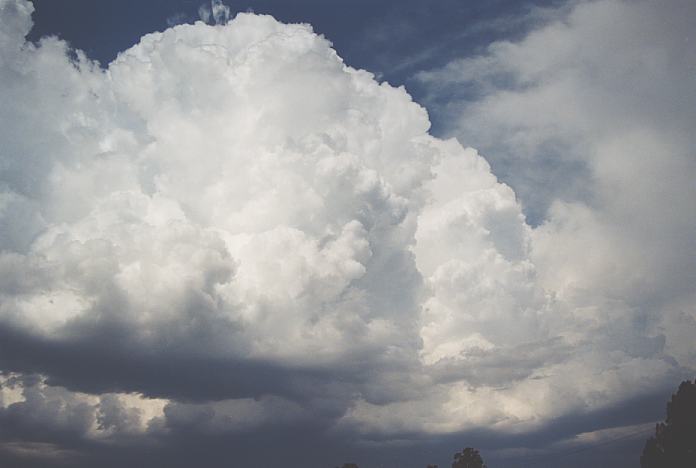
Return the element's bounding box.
[1,0,695,467]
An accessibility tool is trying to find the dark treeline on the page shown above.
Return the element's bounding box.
[641,378,696,468]
[336,447,486,468]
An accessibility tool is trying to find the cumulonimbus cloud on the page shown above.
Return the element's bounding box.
[0,0,694,464]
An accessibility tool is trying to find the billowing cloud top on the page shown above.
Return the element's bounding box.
[1,0,695,466]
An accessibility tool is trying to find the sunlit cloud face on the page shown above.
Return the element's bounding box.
[417,0,696,382]
[1,0,695,466]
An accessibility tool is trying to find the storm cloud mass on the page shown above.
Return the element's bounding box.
[0,0,695,466]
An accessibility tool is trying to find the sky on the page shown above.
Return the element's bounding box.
[0,0,695,467]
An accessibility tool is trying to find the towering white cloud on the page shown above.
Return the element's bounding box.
[0,0,694,464]
[0,0,442,440]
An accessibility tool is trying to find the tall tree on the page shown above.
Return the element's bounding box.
[452,447,486,468]
[641,378,696,468]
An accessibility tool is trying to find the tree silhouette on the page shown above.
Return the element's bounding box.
[452,447,486,468]
[641,378,696,468]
